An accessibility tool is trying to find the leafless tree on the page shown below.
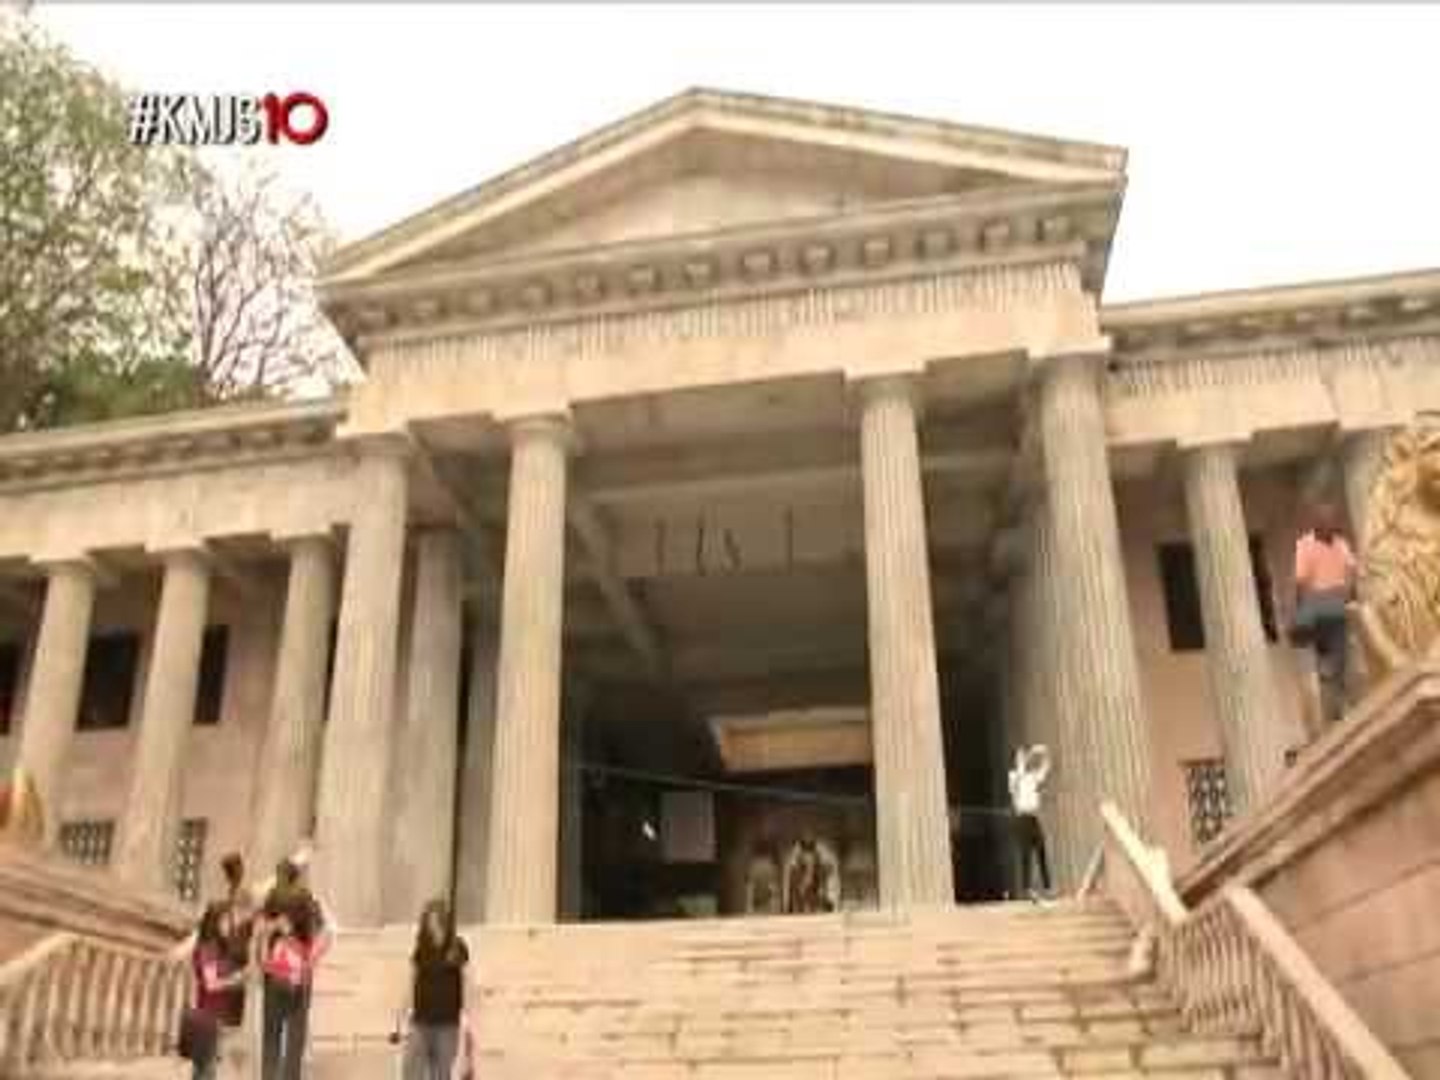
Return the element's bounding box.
[179,160,357,400]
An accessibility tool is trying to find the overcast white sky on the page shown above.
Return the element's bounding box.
[32,3,1440,302]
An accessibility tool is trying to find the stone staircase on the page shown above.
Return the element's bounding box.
[304,898,1285,1079]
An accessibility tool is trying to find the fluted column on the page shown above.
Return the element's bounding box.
[114,548,212,893]
[1340,429,1393,551]
[388,528,464,920]
[455,630,498,924]
[857,377,954,908]
[250,535,336,877]
[15,559,98,841]
[313,440,410,927]
[1183,444,1286,813]
[1037,353,1151,829]
[486,417,570,924]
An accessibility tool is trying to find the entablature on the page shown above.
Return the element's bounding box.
[323,182,1121,356]
[0,398,345,495]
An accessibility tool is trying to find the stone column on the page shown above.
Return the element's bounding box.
[114,548,212,893]
[1339,428,1393,551]
[313,440,410,927]
[1183,443,1286,814]
[857,377,954,908]
[1016,492,1094,892]
[1037,352,1151,830]
[15,559,98,839]
[249,535,336,877]
[486,417,570,924]
[455,630,498,924]
[388,528,464,920]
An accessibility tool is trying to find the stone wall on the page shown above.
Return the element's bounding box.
[1179,665,1440,1079]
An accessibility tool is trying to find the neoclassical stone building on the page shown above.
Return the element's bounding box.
[0,90,1435,929]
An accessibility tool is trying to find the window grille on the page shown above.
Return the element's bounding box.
[58,819,115,867]
[174,818,208,902]
[1184,758,1232,845]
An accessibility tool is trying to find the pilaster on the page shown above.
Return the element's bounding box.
[1182,442,1287,814]
[455,629,498,924]
[388,527,464,920]
[250,534,337,877]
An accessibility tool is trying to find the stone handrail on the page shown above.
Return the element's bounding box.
[1097,802,1412,1080]
[0,931,189,1073]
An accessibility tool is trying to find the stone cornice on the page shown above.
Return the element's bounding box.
[0,397,346,494]
[1102,267,1440,363]
[323,182,1121,357]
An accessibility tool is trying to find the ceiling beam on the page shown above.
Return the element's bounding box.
[568,491,668,682]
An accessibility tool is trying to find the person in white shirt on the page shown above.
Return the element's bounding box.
[1008,745,1052,900]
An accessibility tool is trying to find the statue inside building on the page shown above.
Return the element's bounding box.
[0,766,45,848]
[782,834,840,914]
[743,839,782,915]
[1352,417,1440,687]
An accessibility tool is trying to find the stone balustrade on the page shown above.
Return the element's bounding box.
[1096,802,1412,1080]
[0,933,188,1073]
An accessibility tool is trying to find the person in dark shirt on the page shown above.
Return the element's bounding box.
[398,899,470,1080]
[257,857,327,1080]
[190,902,245,1080]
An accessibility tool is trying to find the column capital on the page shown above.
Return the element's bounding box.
[507,413,575,453]
[1027,343,1113,381]
[850,373,923,410]
[269,527,337,553]
[145,543,211,570]
[347,431,415,462]
[1177,436,1249,458]
[30,554,107,582]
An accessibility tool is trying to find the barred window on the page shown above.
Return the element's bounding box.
[58,820,115,867]
[1184,758,1233,845]
[174,818,208,902]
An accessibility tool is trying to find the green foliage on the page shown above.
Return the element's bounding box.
[0,19,349,433]
[0,19,200,431]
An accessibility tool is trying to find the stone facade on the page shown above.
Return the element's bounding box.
[0,90,1437,926]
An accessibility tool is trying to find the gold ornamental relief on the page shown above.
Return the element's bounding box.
[1353,416,1440,685]
[0,766,45,849]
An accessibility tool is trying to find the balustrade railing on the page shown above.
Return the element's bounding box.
[0,931,189,1074]
[1097,802,1412,1080]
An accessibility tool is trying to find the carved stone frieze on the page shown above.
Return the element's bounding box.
[374,260,1086,376]
[1104,336,1439,400]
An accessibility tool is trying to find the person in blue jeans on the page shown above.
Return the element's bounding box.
[258,858,326,1080]
[397,899,471,1080]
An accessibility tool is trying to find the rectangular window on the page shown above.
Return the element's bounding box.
[1157,542,1205,652]
[193,626,229,726]
[0,640,22,736]
[77,632,141,731]
[1183,758,1232,845]
[59,819,115,867]
[174,818,208,902]
[1157,536,1278,652]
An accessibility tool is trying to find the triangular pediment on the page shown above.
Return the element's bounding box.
[324,89,1126,285]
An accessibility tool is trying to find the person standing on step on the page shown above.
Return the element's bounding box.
[1009,744,1053,901]
[394,899,472,1080]
[1291,502,1358,728]
[188,902,247,1080]
[257,856,327,1080]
